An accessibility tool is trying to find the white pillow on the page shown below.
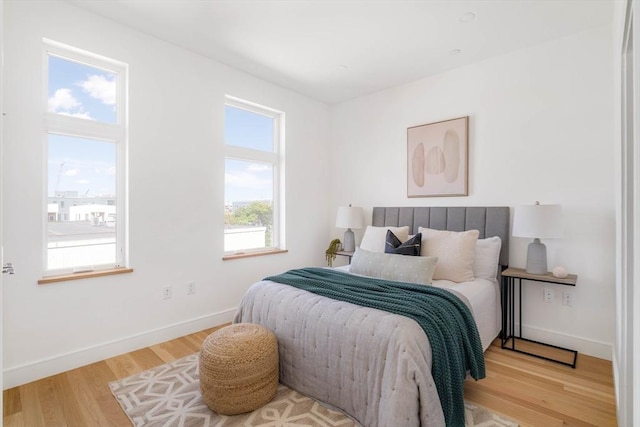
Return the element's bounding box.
[473,236,502,281]
[359,226,410,253]
[349,248,438,285]
[418,227,479,282]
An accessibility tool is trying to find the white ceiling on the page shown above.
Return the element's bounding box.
[67,0,614,105]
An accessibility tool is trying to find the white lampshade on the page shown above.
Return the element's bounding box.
[512,203,563,239]
[336,206,363,230]
[512,202,563,275]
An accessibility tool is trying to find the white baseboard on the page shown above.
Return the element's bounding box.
[611,348,620,413]
[3,308,237,389]
[518,323,613,361]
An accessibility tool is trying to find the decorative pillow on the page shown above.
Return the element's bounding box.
[418,227,479,282]
[385,230,422,256]
[473,236,502,281]
[350,248,438,285]
[359,226,409,253]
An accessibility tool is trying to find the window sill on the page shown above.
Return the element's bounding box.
[223,249,288,261]
[38,267,134,285]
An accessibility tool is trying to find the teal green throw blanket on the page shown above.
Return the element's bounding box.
[265,267,485,427]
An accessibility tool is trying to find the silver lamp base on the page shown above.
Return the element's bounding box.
[343,229,355,252]
[526,238,548,275]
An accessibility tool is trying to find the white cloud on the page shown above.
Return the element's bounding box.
[48,88,93,119]
[63,168,80,177]
[78,75,116,105]
[105,166,116,176]
[48,88,80,112]
[76,179,90,184]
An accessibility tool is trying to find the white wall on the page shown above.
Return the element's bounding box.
[1,0,618,388]
[612,0,639,424]
[330,26,615,359]
[2,0,331,387]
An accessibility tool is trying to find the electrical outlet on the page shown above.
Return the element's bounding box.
[187,281,196,295]
[543,288,554,303]
[562,291,573,307]
[162,286,172,300]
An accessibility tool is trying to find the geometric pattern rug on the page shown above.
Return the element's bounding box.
[109,353,519,427]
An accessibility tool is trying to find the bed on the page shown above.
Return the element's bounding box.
[234,206,510,427]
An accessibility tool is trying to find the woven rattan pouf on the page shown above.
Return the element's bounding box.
[199,323,279,415]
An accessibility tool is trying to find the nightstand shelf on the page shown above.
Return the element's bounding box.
[335,250,355,264]
[501,267,578,368]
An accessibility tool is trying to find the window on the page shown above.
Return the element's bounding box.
[43,39,128,276]
[224,97,284,255]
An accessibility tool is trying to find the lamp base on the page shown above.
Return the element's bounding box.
[343,229,355,252]
[526,238,548,275]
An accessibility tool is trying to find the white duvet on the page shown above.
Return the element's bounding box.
[334,265,501,351]
[431,277,500,351]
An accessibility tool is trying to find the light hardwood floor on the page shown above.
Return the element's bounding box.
[4,326,617,427]
[465,341,617,427]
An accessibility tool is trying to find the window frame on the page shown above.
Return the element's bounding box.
[224,96,285,256]
[42,39,129,277]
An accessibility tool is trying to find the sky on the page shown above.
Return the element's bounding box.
[47,55,117,197]
[48,134,116,197]
[224,105,275,205]
[47,55,276,204]
[48,55,117,123]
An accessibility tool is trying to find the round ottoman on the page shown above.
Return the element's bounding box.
[199,323,279,415]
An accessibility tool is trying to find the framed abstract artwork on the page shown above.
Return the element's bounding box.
[407,116,468,197]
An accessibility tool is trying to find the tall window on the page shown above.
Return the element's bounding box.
[44,39,128,275]
[224,96,284,255]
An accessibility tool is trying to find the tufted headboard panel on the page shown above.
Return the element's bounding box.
[372,206,510,267]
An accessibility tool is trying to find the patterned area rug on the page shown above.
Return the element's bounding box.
[109,353,518,427]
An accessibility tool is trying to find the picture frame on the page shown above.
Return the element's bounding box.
[407,116,468,198]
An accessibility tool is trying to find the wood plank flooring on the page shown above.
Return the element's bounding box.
[4,326,617,426]
[465,341,617,426]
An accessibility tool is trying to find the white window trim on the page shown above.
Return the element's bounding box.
[224,96,285,255]
[42,39,129,276]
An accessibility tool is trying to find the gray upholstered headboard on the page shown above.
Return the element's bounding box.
[372,206,510,267]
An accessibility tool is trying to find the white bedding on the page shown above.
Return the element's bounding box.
[432,277,501,351]
[335,265,501,351]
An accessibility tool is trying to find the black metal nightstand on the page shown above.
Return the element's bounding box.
[501,267,578,368]
[335,250,355,264]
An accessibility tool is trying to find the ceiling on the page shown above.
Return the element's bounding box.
[67,0,614,105]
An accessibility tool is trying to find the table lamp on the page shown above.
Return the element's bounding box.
[335,205,363,252]
[512,202,563,275]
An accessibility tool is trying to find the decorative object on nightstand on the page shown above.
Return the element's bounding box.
[552,266,568,278]
[335,205,363,252]
[325,239,342,267]
[512,201,563,275]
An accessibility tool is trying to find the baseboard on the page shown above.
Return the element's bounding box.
[518,323,613,361]
[611,348,620,413]
[3,308,237,389]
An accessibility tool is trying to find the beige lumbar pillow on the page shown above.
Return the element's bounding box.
[418,227,479,282]
[473,236,502,281]
[359,226,410,253]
